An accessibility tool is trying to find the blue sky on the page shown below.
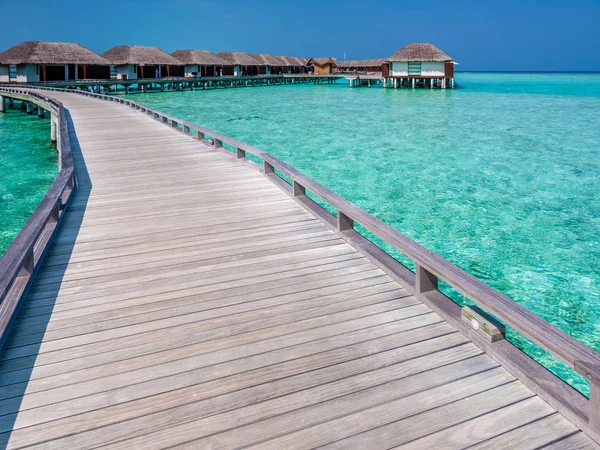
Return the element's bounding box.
[1,0,599,71]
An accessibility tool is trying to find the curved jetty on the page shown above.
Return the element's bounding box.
[0,87,598,448]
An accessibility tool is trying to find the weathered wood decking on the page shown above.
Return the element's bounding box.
[0,90,597,448]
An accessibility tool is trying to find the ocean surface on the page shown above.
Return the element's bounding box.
[0,108,57,257]
[1,73,599,395]
[128,72,600,394]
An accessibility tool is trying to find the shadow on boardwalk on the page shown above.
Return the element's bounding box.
[0,110,91,447]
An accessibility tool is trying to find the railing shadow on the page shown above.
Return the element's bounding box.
[0,109,90,447]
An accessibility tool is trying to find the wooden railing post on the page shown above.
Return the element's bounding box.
[214,138,222,148]
[18,248,34,277]
[575,360,600,433]
[590,380,600,432]
[415,263,438,294]
[49,200,60,224]
[264,161,274,174]
[293,180,305,196]
[337,211,353,231]
[183,125,190,134]
[236,147,246,159]
[171,120,178,129]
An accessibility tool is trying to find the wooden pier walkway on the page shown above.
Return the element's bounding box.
[0,88,598,448]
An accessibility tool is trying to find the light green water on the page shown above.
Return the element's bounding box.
[127,73,600,395]
[0,109,57,256]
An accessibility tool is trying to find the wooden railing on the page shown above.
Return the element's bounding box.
[7,85,600,442]
[0,87,76,348]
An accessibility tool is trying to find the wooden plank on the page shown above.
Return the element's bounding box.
[104,358,509,449]
[541,432,600,449]
[393,398,590,449]
[1,320,463,445]
[248,382,536,450]
[466,414,583,449]
[4,331,470,448]
[0,289,416,389]
[0,300,428,413]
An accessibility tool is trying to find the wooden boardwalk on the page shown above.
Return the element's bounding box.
[0,90,597,448]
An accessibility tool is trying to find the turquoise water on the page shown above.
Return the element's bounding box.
[0,108,57,256]
[127,73,600,395]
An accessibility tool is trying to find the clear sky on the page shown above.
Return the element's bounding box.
[1,0,599,72]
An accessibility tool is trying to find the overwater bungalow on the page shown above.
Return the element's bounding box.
[101,45,184,80]
[170,50,231,77]
[216,52,262,77]
[337,58,386,73]
[249,54,287,75]
[0,41,109,82]
[383,43,455,88]
[307,58,337,75]
[280,56,310,74]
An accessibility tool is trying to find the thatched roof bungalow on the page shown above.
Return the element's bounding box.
[385,43,454,81]
[307,57,337,75]
[0,41,109,82]
[337,58,386,72]
[249,54,287,75]
[102,45,183,79]
[276,56,310,74]
[171,50,231,77]
[216,52,262,76]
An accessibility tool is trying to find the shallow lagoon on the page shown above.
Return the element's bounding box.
[129,73,600,394]
[0,109,57,257]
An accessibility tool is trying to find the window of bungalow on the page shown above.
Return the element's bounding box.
[408,61,421,76]
[110,65,117,77]
[9,64,17,81]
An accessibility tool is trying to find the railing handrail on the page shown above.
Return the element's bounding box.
[23,85,600,384]
[0,87,76,345]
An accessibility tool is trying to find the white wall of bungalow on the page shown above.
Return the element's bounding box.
[389,61,446,77]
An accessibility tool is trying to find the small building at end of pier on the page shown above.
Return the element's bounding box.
[0,41,109,83]
[383,43,455,89]
[307,58,337,75]
[101,45,184,80]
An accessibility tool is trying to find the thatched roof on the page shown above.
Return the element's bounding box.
[217,52,262,66]
[249,53,285,66]
[276,56,299,67]
[279,56,308,67]
[307,58,337,67]
[0,41,108,65]
[387,43,452,62]
[171,50,230,66]
[102,45,182,65]
[269,56,291,66]
[337,58,385,68]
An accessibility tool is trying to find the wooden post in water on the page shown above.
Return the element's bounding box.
[37,106,44,118]
[0,96,4,113]
[26,102,34,114]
